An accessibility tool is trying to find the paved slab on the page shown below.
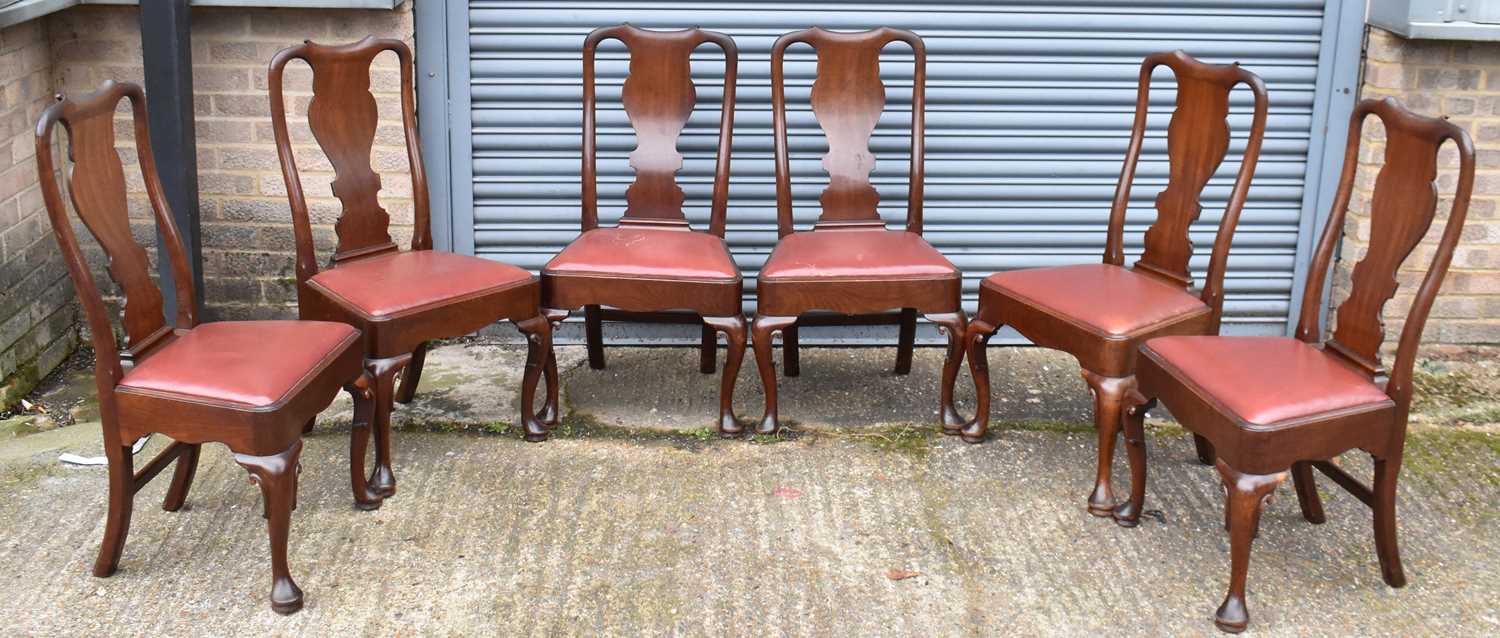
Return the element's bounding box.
[2,427,1498,636]
[0,343,1497,636]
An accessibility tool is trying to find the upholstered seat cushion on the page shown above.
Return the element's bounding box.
[984,263,1209,337]
[308,250,534,319]
[758,230,958,281]
[1141,336,1393,426]
[543,226,739,282]
[119,321,359,408]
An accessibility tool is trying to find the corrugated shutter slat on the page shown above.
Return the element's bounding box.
[465,1,1327,334]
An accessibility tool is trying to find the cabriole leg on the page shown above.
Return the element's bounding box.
[538,308,569,427]
[1114,391,1155,527]
[345,372,383,510]
[752,315,798,435]
[955,316,999,442]
[1214,460,1287,634]
[923,311,967,431]
[365,354,410,499]
[516,314,553,442]
[1081,370,1134,517]
[235,440,305,615]
[703,315,747,437]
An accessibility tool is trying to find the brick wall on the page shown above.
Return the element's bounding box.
[1341,27,1500,348]
[0,19,76,408]
[47,3,415,321]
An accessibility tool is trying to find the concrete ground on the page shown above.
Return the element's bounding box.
[0,341,1498,636]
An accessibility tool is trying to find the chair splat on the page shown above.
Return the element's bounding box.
[58,98,167,349]
[1328,104,1448,376]
[771,27,925,234]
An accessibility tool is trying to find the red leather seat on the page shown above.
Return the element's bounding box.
[308,250,534,319]
[759,230,958,281]
[119,321,360,408]
[544,226,738,282]
[1141,336,1393,426]
[983,263,1209,337]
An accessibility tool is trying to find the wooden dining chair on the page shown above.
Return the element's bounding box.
[539,25,747,436]
[1118,98,1475,633]
[750,27,966,435]
[269,38,553,499]
[953,51,1268,518]
[36,81,368,614]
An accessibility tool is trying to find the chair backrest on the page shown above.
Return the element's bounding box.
[1296,98,1475,409]
[770,27,925,237]
[1106,51,1268,328]
[268,36,428,286]
[35,81,199,391]
[582,25,737,236]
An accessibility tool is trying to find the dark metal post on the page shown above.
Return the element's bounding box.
[139,0,204,319]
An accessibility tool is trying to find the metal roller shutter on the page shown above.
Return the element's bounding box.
[448,1,1348,338]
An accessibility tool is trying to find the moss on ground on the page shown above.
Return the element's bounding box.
[0,361,41,412]
[1412,365,1489,411]
[990,419,1095,435]
[0,415,44,438]
[748,428,799,444]
[1452,405,1500,425]
[1410,360,1500,426]
[0,460,62,495]
[828,423,932,455]
[1404,427,1500,487]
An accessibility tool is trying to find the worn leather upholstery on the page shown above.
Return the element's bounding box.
[759,230,958,281]
[755,229,961,316]
[119,321,360,407]
[1141,335,1394,425]
[984,264,1209,337]
[543,227,739,282]
[540,226,743,316]
[308,250,534,319]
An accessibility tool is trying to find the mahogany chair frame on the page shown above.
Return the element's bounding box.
[539,25,748,435]
[751,27,967,435]
[1120,98,1476,633]
[955,51,1268,517]
[270,38,553,488]
[35,81,367,614]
